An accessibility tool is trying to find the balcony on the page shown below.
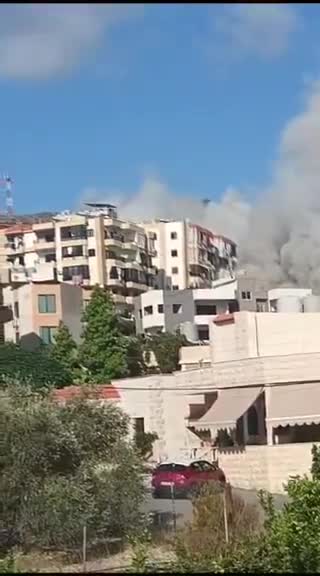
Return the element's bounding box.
[34,237,55,251]
[125,281,149,293]
[4,241,25,255]
[10,263,57,283]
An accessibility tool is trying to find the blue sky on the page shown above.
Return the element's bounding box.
[0,3,318,215]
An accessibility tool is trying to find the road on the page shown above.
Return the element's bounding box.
[143,487,287,529]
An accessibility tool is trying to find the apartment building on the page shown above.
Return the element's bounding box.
[3,281,83,348]
[0,204,155,310]
[140,219,237,291]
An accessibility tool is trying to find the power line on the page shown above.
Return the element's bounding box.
[0,378,316,399]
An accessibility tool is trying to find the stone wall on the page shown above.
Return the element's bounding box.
[218,442,316,493]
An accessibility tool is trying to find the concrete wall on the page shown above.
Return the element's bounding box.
[113,374,203,462]
[179,345,211,371]
[218,442,315,493]
[60,283,83,343]
[211,311,320,364]
[163,289,194,332]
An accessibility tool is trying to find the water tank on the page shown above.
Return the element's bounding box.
[276,296,302,313]
[303,295,320,313]
[179,322,198,342]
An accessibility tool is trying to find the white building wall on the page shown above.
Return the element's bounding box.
[164,221,187,290]
[3,284,34,343]
[140,290,165,331]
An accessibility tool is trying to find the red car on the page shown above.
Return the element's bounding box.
[151,459,226,498]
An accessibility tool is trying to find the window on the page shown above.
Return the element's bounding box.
[256,299,268,312]
[195,304,217,315]
[153,233,157,240]
[247,405,259,436]
[170,232,177,240]
[171,250,178,257]
[172,285,179,291]
[14,301,19,318]
[62,265,90,281]
[62,245,83,258]
[88,249,96,257]
[134,417,145,435]
[172,303,182,314]
[45,254,56,263]
[156,464,186,473]
[241,291,252,300]
[144,305,153,316]
[198,326,209,341]
[158,304,164,314]
[60,225,87,241]
[38,294,56,314]
[139,309,142,319]
[87,229,94,237]
[39,326,57,345]
[171,267,178,274]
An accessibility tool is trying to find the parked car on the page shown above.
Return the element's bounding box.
[151,459,226,498]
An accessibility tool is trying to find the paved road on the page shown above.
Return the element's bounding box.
[143,487,287,529]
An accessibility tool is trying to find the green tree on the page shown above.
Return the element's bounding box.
[50,321,78,378]
[0,343,70,391]
[79,285,128,383]
[0,387,144,552]
[144,332,188,374]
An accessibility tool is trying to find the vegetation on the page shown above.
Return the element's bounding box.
[0,343,70,391]
[0,386,144,553]
[129,445,320,573]
[50,321,79,380]
[134,429,159,461]
[79,285,128,383]
[143,332,188,374]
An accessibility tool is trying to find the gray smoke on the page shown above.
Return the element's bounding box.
[82,81,320,291]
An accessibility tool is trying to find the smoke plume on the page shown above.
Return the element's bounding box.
[82,81,320,291]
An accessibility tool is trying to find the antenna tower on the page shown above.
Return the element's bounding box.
[0,175,13,216]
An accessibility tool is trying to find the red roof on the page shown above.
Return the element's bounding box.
[191,223,236,246]
[213,313,235,325]
[52,385,120,403]
[4,224,32,235]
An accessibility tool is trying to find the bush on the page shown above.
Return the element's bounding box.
[0,389,144,553]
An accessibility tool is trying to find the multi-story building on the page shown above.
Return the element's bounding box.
[134,278,238,341]
[140,219,237,291]
[0,204,156,310]
[3,281,83,348]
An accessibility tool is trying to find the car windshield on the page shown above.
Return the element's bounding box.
[156,463,187,472]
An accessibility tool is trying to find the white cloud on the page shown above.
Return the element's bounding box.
[214,3,298,60]
[0,4,142,79]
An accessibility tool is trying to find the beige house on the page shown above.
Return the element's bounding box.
[110,310,320,493]
[3,281,83,348]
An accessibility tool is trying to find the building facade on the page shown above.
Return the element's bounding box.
[3,281,83,348]
[0,204,156,310]
[134,278,238,341]
[140,219,237,291]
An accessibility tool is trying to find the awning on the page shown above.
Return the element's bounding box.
[266,382,320,427]
[193,386,262,433]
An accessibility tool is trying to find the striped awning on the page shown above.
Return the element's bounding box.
[193,386,262,434]
[266,382,320,428]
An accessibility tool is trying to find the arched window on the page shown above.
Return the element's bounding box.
[247,405,259,436]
